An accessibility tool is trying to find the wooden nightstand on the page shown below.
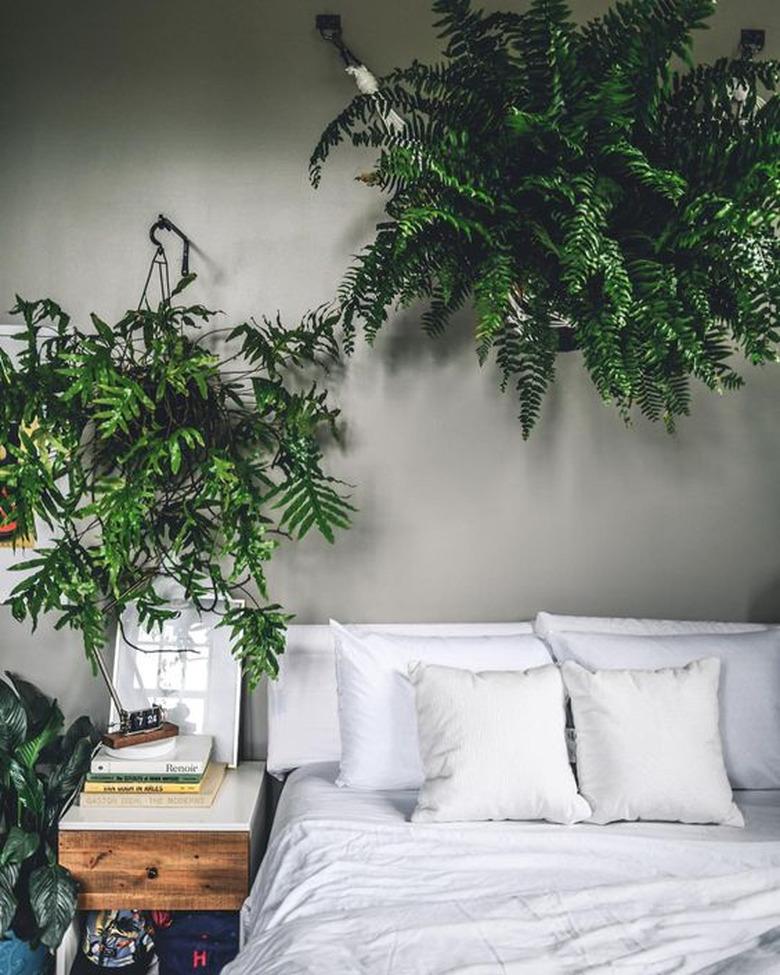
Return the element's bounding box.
[56,762,266,973]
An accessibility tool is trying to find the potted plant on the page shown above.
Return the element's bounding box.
[0,673,98,972]
[311,0,780,436]
[0,280,352,685]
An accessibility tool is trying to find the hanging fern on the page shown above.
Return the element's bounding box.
[311,0,780,436]
[0,281,353,686]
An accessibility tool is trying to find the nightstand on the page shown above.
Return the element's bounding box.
[56,762,266,974]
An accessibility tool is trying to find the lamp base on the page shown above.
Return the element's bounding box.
[102,721,179,750]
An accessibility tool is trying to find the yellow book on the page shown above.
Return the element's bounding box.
[79,763,226,807]
[83,762,218,794]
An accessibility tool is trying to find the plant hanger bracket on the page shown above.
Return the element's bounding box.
[316,14,361,67]
[140,213,192,308]
[149,213,191,277]
[315,14,406,131]
[739,28,765,60]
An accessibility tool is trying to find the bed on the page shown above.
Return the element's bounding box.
[227,622,780,974]
[230,764,780,973]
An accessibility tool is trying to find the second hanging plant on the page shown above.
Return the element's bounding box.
[311,0,780,436]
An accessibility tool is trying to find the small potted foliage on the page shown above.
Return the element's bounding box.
[0,673,97,972]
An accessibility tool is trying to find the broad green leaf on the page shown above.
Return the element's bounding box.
[58,716,98,761]
[170,273,196,297]
[0,682,27,754]
[0,863,20,936]
[0,826,39,866]
[6,670,58,739]
[29,863,79,948]
[14,700,64,770]
[9,760,45,819]
[90,314,114,344]
[45,737,93,815]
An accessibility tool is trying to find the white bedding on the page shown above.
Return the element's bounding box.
[229,764,780,974]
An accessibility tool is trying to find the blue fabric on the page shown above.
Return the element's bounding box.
[151,913,238,975]
[0,933,49,975]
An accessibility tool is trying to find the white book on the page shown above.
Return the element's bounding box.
[90,734,213,776]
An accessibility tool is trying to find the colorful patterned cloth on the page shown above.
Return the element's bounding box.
[71,911,155,975]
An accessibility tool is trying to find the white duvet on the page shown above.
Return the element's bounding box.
[228,764,780,974]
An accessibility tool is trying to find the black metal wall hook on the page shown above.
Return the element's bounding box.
[316,14,361,67]
[740,29,765,60]
[149,214,191,277]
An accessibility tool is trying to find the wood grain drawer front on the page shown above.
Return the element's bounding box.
[58,831,249,910]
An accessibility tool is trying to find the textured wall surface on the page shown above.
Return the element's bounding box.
[1,0,779,755]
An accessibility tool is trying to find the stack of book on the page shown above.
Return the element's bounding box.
[80,734,226,808]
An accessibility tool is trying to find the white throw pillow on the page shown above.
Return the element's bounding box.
[534,611,769,641]
[267,621,534,777]
[331,620,553,790]
[548,629,780,789]
[410,663,590,824]
[562,658,743,826]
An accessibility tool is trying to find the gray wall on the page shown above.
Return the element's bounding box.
[1,0,779,757]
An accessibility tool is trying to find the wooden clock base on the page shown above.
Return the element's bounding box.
[102,721,179,749]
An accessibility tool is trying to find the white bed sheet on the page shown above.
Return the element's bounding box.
[229,764,780,974]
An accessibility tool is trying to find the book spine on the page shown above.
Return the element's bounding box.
[83,781,202,794]
[86,773,202,783]
[90,759,208,776]
[79,792,216,808]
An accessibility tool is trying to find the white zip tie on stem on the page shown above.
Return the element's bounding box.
[346,64,406,132]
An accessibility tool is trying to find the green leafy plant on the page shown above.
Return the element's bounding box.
[0,673,98,949]
[0,279,353,685]
[311,0,780,436]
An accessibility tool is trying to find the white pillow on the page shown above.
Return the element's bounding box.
[331,620,553,790]
[548,629,780,789]
[410,663,590,824]
[534,611,768,641]
[562,659,743,827]
[267,621,534,777]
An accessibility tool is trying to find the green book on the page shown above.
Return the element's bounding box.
[86,772,203,783]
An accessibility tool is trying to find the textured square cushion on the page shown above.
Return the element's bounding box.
[562,658,743,826]
[332,620,553,790]
[549,629,780,789]
[411,663,590,824]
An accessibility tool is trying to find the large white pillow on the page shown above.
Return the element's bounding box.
[548,629,780,789]
[331,620,553,790]
[267,621,534,777]
[410,663,590,824]
[534,611,769,641]
[562,659,743,827]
